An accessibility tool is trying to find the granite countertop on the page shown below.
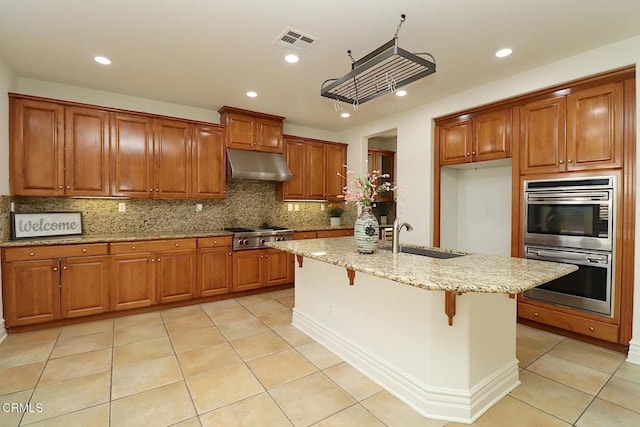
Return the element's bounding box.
[0,230,233,247]
[266,237,578,294]
[0,225,353,247]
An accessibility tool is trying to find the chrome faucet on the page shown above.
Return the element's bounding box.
[392,218,413,253]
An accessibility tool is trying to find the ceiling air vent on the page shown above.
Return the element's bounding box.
[274,28,317,51]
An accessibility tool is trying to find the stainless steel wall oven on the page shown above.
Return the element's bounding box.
[522,176,616,317]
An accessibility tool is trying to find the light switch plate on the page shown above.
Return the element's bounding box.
[294,204,300,211]
[118,202,126,213]
[287,204,293,212]
[195,203,203,212]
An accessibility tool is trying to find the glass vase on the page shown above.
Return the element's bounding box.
[354,206,379,254]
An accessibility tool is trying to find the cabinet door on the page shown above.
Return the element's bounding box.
[10,98,65,196]
[264,249,293,287]
[225,113,255,150]
[279,138,306,199]
[111,113,154,197]
[110,253,156,311]
[232,250,262,291]
[65,106,110,196]
[520,97,566,174]
[197,247,232,297]
[567,83,623,171]
[3,259,61,327]
[154,119,192,198]
[156,249,196,304]
[307,142,327,199]
[256,118,283,153]
[193,125,226,199]
[473,109,511,162]
[325,144,347,200]
[368,149,395,202]
[61,255,110,318]
[439,120,472,165]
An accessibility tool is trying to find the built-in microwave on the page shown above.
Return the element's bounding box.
[523,176,615,251]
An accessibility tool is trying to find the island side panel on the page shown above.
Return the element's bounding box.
[292,257,519,423]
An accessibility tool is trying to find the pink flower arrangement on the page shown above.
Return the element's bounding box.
[338,168,396,207]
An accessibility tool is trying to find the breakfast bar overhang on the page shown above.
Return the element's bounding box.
[267,237,577,423]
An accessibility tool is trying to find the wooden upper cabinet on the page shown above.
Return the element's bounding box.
[325,143,347,199]
[10,97,65,196]
[223,112,255,150]
[153,119,192,198]
[473,109,512,162]
[276,136,347,201]
[111,113,154,197]
[65,106,110,196]
[367,148,395,202]
[438,109,511,166]
[520,96,567,174]
[193,125,226,199]
[566,82,623,171]
[307,141,327,199]
[439,119,472,165]
[256,118,283,153]
[10,97,111,197]
[279,137,306,199]
[219,106,285,153]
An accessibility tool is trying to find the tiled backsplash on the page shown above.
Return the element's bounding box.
[2,181,357,238]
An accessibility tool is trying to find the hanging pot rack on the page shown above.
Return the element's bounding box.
[320,14,436,107]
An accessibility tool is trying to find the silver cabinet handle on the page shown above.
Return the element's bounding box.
[149,189,153,192]
[472,151,476,155]
[131,246,136,250]
[62,266,67,270]
[82,248,87,253]
[567,159,573,163]
[66,185,70,189]
[29,251,35,256]
[151,258,155,262]
[559,160,564,164]
[53,267,58,271]
[175,243,180,247]
[157,258,161,262]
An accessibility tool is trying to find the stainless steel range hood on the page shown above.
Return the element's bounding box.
[226,148,292,182]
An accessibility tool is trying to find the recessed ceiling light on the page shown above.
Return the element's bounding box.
[284,54,299,63]
[340,112,350,118]
[395,90,407,97]
[246,91,258,98]
[94,56,111,65]
[495,48,512,58]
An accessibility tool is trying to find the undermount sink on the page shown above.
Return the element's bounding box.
[384,246,466,259]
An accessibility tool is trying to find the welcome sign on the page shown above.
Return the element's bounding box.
[11,212,83,239]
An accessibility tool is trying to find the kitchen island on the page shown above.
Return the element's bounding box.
[267,237,577,423]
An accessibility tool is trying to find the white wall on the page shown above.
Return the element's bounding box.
[339,35,640,362]
[0,53,16,341]
[0,56,15,196]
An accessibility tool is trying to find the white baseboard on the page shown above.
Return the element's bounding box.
[0,318,7,344]
[293,309,520,423]
[627,339,640,365]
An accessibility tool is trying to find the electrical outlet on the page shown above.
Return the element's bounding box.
[118,202,126,213]
[195,203,203,212]
[294,204,299,211]
[287,204,293,212]
[320,204,325,211]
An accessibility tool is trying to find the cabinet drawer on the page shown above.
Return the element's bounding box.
[294,231,318,240]
[110,239,196,254]
[198,236,233,248]
[3,243,109,262]
[518,302,619,343]
[317,229,354,238]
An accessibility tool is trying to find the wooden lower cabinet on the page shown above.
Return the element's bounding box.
[316,229,354,238]
[61,255,110,318]
[110,239,196,311]
[2,258,61,326]
[1,244,110,327]
[197,237,233,297]
[518,300,619,343]
[232,249,293,292]
[110,252,156,311]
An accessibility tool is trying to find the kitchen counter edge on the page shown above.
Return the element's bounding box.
[266,237,578,294]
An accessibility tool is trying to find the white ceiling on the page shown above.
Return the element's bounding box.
[1,0,639,132]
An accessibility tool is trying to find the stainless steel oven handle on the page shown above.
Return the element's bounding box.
[527,191,610,202]
[586,256,607,263]
[526,248,608,263]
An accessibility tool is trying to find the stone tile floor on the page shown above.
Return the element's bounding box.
[0,288,638,426]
